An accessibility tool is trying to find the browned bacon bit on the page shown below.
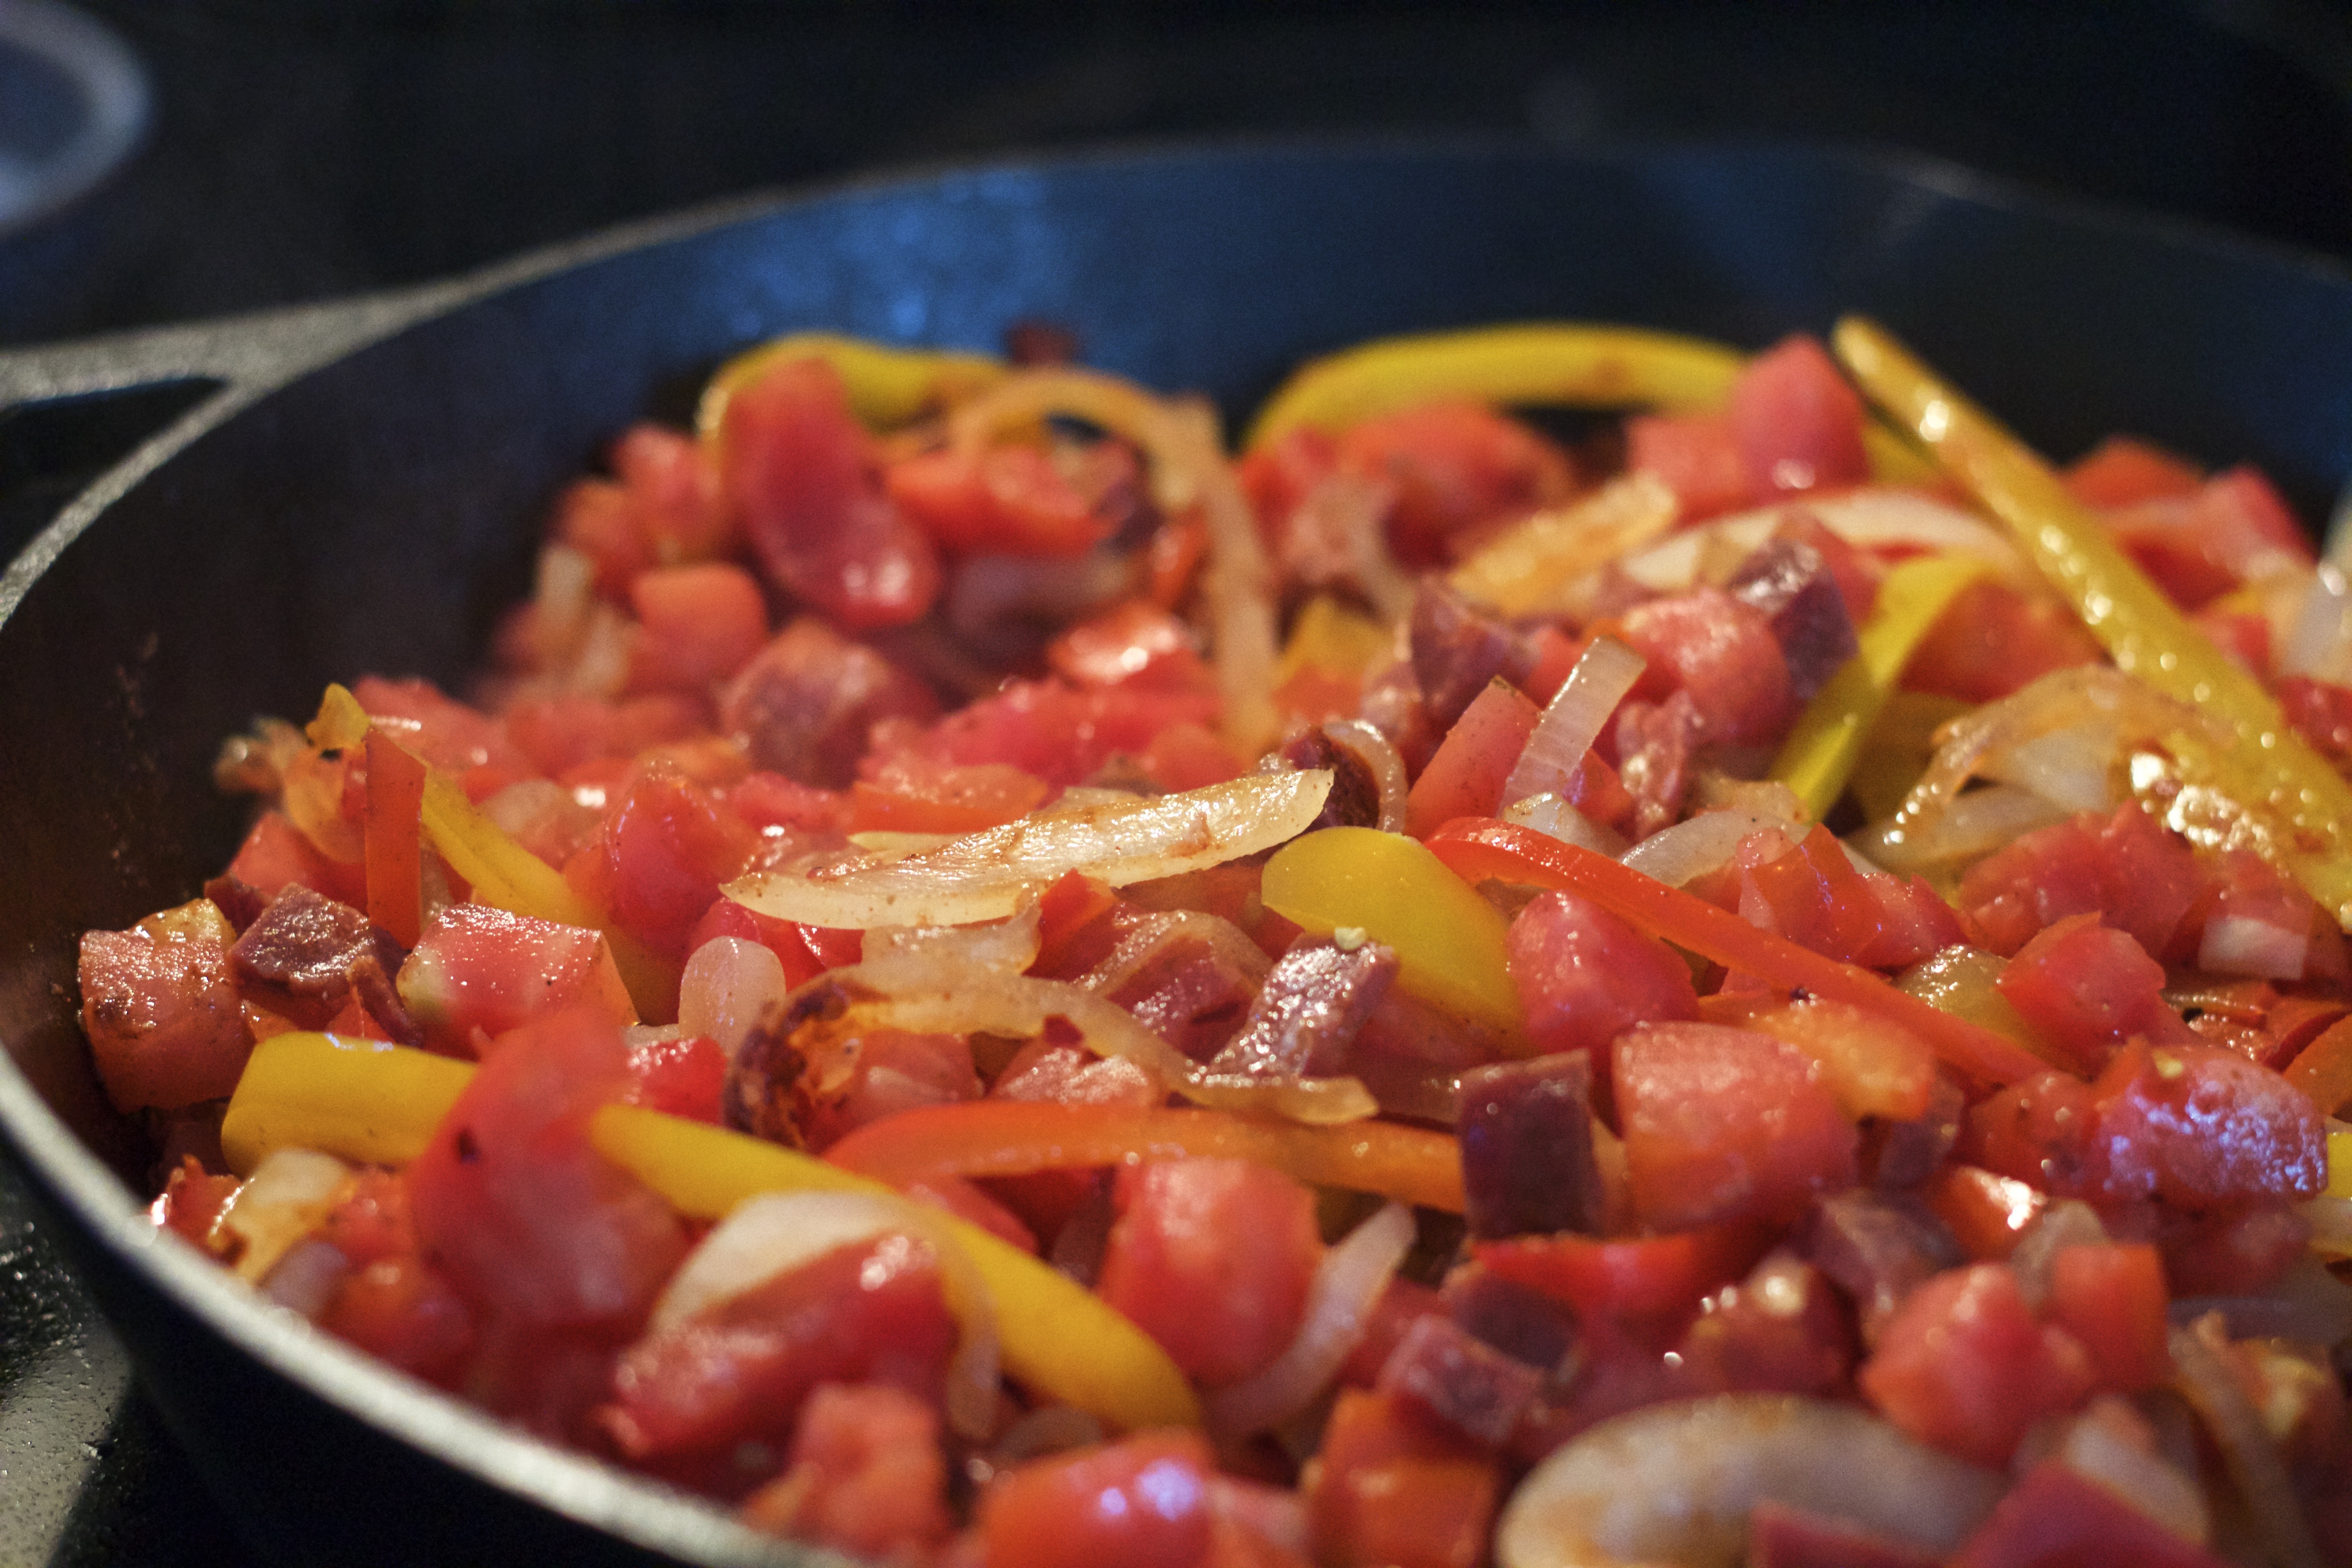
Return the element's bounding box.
[200,873,269,933]
[1456,1053,1607,1240]
[1210,935,1398,1081]
[716,617,939,788]
[1865,1072,1965,1188]
[347,951,426,1048]
[1276,727,1383,833]
[722,980,830,1147]
[1377,1312,1548,1448]
[1442,1265,1579,1375]
[1727,532,1859,703]
[1798,1190,1964,1348]
[1409,580,1537,731]
[1104,931,1262,1063]
[228,885,407,1030]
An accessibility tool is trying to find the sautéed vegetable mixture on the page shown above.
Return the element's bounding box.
[79,317,2352,1567]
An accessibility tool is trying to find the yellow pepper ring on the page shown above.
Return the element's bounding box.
[220,1032,1202,1432]
[695,331,1006,438]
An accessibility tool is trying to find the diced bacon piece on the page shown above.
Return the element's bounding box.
[229,884,408,1031]
[1799,1190,1964,1347]
[1456,1053,1606,1240]
[1210,935,1397,1082]
[80,898,253,1112]
[1376,1313,1546,1448]
[1857,1262,2096,1468]
[740,1382,954,1560]
[716,617,939,789]
[1440,1265,1578,1375]
[1726,531,1859,702]
[1409,580,1538,731]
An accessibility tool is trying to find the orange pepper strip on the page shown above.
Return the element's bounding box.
[2285,1014,2352,1118]
[1424,819,2049,1088]
[824,1099,1465,1213]
[362,728,428,950]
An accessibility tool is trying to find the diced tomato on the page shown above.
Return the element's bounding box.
[886,440,1115,559]
[601,1235,958,1476]
[623,562,769,695]
[1726,334,1869,497]
[407,1006,687,1330]
[623,1033,726,1124]
[500,691,705,783]
[1994,913,2183,1073]
[1474,1222,1770,1323]
[354,676,539,803]
[550,475,652,595]
[322,1251,476,1386]
[1613,1021,1857,1231]
[2279,673,2352,768]
[723,769,850,835]
[1947,1458,2234,1568]
[2093,1041,2328,1207]
[1624,411,1751,520]
[848,754,1050,834]
[1609,588,1793,746]
[2044,1242,2168,1394]
[1922,1163,2048,1262]
[1901,578,2101,703]
[1146,510,1210,607]
[1239,425,1339,545]
[78,898,253,1112]
[1140,721,1247,791]
[1668,1252,1854,1399]
[719,354,941,628]
[222,808,367,906]
[1304,1389,1497,1568]
[610,422,732,563]
[1049,599,1214,691]
[1957,804,2204,961]
[2063,435,2204,508]
[564,765,757,960]
[1504,888,1698,1062]
[890,676,1219,788]
[1857,1263,2095,1467]
[980,1430,1219,1568]
[2157,1200,2312,1298]
[397,902,637,1055]
[740,1382,953,1562]
[1331,401,1576,567]
[2185,848,2324,982]
[1097,1158,1323,1387]
[1404,677,1543,838]
[900,1174,1039,1254]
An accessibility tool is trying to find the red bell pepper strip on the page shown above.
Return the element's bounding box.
[1425,819,2048,1087]
[823,1098,1465,1213]
[362,727,428,950]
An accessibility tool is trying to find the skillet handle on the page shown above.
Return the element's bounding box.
[0,286,453,557]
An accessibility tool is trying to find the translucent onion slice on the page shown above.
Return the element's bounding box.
[860,904,1043,990]
[725,769,1333,930]
[1502,793,1629,858]
[1503,636,1645,810]
[677,936,791,1057]
[1611,488,2019,596]
[798,966,1376,1125]
[2170,1316,2327,1568]
[1207,1202,1414,1436]
[947,368,1281,752]
[1619,809,1796,889]
[1975,720,2119,814]
[218,1147,352,1286]
[2277,563,2352,684]
[1322,720,1411,834]
[1496,1394,2004,1568]
[1860,783,2069,874]
[652,1189,1000,1440]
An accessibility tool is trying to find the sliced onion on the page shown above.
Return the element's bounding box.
[1452,471,1681,618]
[677,936,792,1056]
[2198,911,2311,982]
[1321,720,1410,834]
[1207,1202,1414,1436]
[1497,1394,2004,1568]
[1858,783,2071,873]
[1503,793,1629,858]
[2278,563,2352,685]
[1504,637,1646,809]
[1620,809,1796,888]
[1978,721,2120,814]
[219,1147,353,1285]
[2170,1314,2326,1568]
[2169,1255,2352,1346]
[793,965,1375,1124]
[2008,1199,2108,1312]
[260,1236,354,1319]
[948,368,1280,752]
[1289,470,1418,622]
[2052,1398,2210,1548]
[861,904,1044,990]
[725,769,1333,929]
[1077,908,1269,1002]
[1610,489,2019,596]
[652,1189,1000,1440]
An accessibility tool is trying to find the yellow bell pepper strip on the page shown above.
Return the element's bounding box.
[2284,1014,2352,1118]
[1769,553,1989,819]
[823,1099,1466,1213]
[2330,1130,2352,1200]
[695,331,1006,437]
[362,728,428,950]
[1244,323,1747,450]
[1424,819,2051,1088]
[1276,594,1393,686]
[219,1031,1202,1431]
[1242,320,1936,486]
[1260,826,1523,1041]
[1833,316,2352,930]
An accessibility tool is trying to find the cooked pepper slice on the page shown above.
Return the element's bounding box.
[1833,316,2352,929]
[362,728,428,950]
[1260,826,1523,1039]
[219,1031,1201,1431]
[1425,819,2049,1087]
[823,1099,1465,1213]
[696,331,1005,436]
[1770,553,1989,819]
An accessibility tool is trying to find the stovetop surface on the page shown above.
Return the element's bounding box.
[3,3,2349,1563]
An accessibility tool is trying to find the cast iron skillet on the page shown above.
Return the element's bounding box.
[5,140,2352,1567]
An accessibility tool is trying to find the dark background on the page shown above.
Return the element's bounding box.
[4,2,2352,1563]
